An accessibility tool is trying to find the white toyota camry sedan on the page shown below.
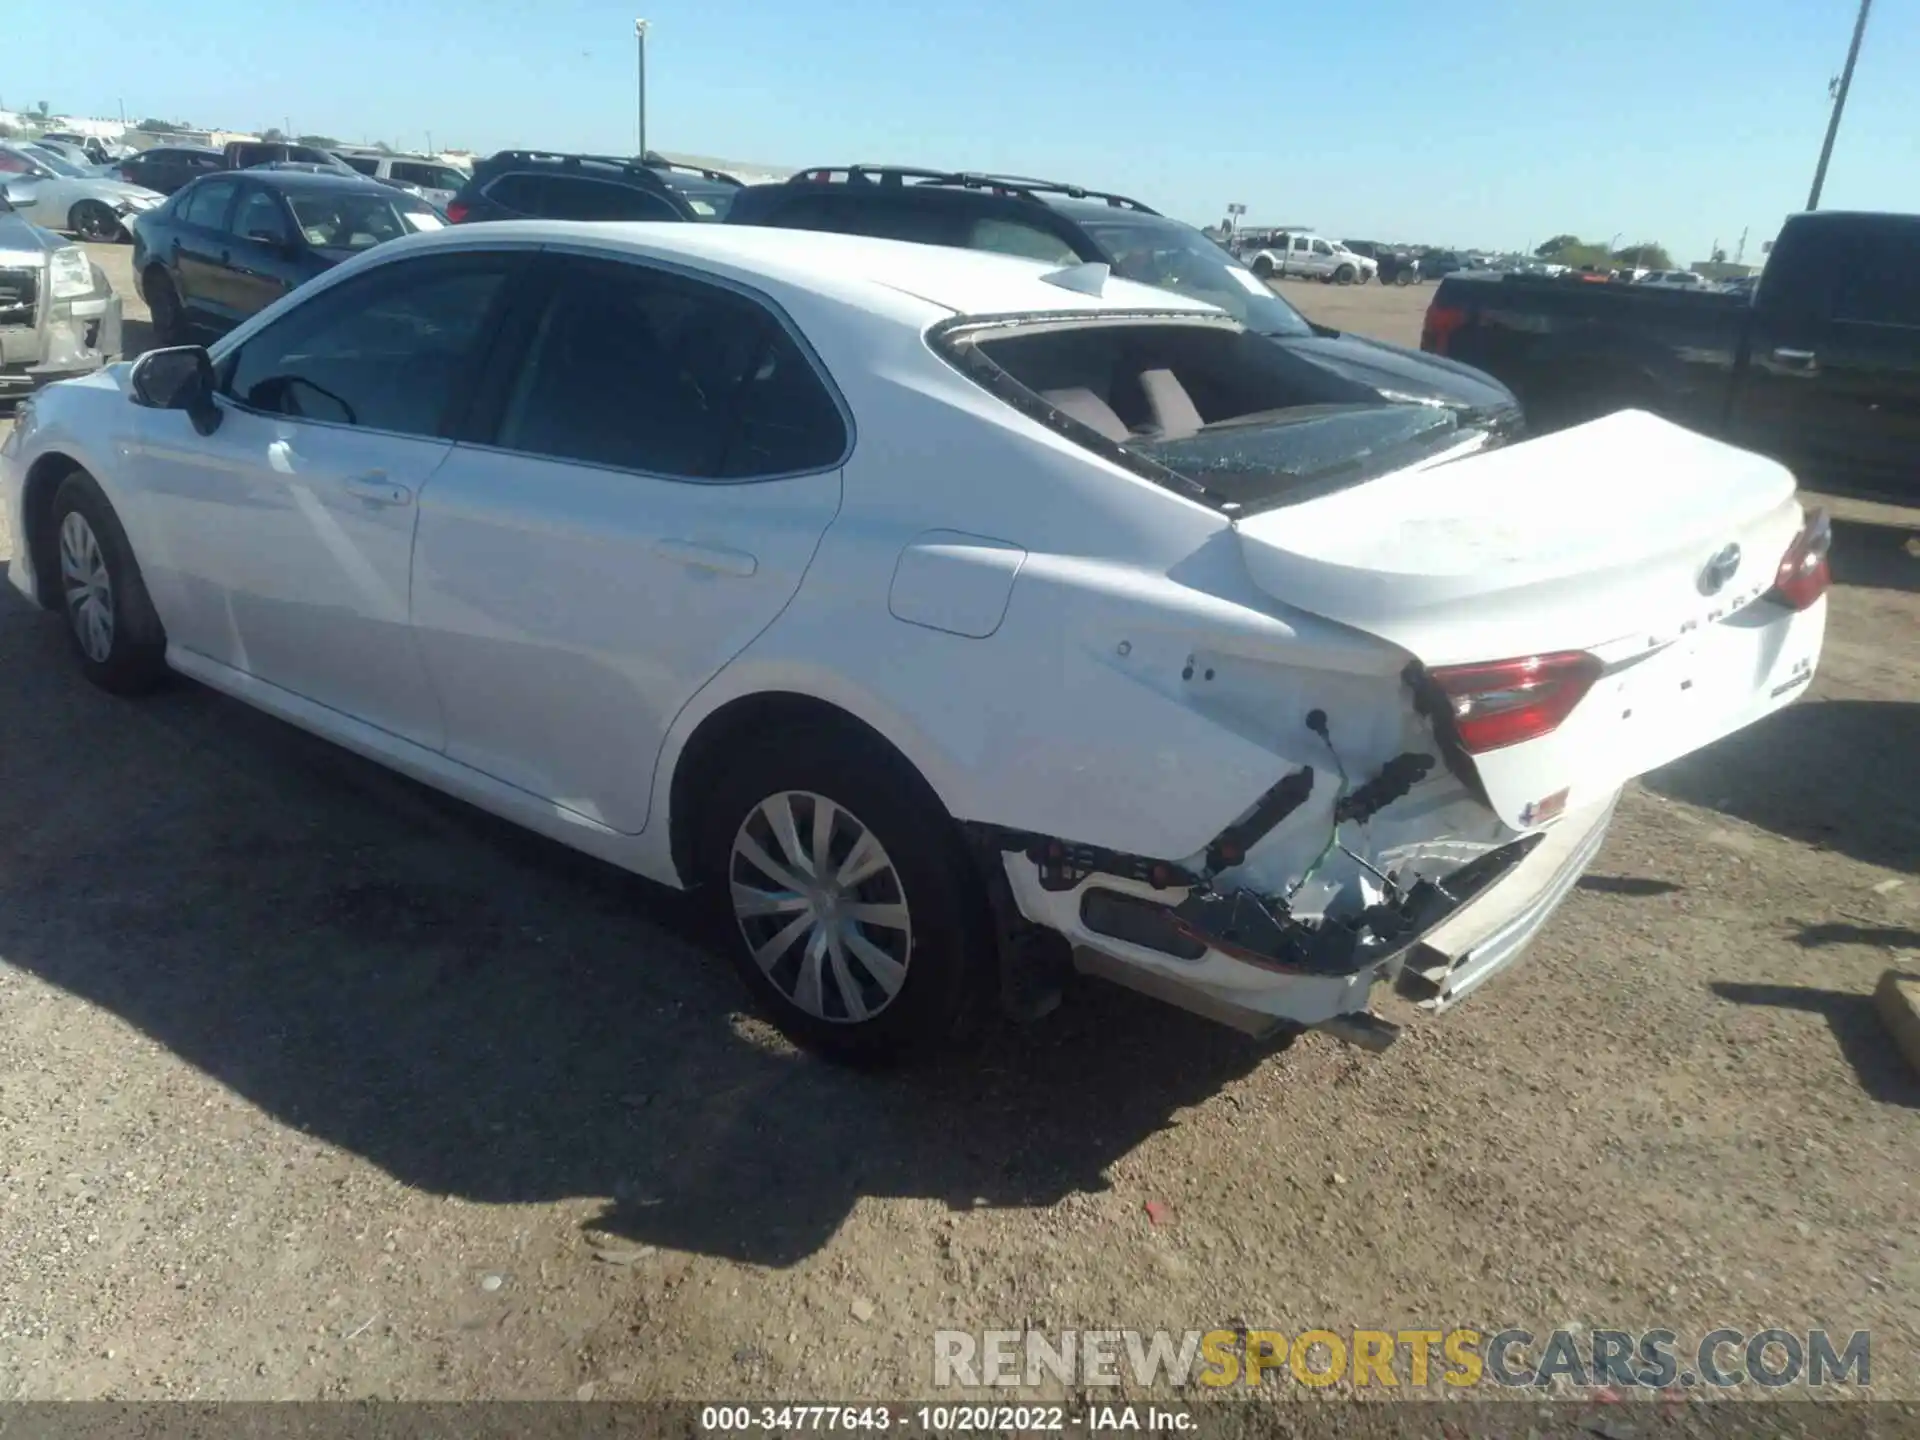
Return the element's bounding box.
[2,222,1830,1059]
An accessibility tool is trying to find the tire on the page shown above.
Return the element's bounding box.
[144,267,182,345]
[1395,270,1413,287]
[69,200,123,242]
[698,727,993,1062]
[1250,255,1273,280]
[47,471,169,695]
[1334,264,1356,285]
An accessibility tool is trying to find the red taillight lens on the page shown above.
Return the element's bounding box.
[445,200,469,223]
[1766,507,1831,611]
[1421,304,1466,355]
[1429,651,1603,754]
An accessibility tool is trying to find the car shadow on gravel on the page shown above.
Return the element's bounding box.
[0,586,1282,1269]
[1830,514,1920,596]
[1642,698,1920,874]
[1710,983,1920,1110]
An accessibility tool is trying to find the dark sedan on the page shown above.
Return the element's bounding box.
[130,170,444,343]
[114,145,227,196]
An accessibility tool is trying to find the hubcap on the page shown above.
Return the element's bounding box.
[59,511,114,663]
[728,791,911,1024]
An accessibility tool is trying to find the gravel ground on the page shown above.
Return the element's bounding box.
[1,249,1916,1403]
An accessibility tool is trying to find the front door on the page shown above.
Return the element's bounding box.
[133,249,522,749]
[411,251,849,833]
[224,184,301,321]
[169,176,242,330]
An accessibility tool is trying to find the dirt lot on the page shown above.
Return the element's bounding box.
[1,250,1916,1404]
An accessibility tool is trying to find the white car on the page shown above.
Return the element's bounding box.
[1240,231,1376,285]
[1,224,1831,1060]
[333,152,469,211]
[0,143,165,241]
[1636,270,1710,290]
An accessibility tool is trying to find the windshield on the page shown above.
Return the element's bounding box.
[1080,215,1314,338]
[288,191,444,252]
[1131,404,1469,512]
[23,145,88,178]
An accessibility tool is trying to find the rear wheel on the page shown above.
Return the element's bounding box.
[69,201,123,242]
[48,471,169,695]
[1395,269,1413,287]
[699,728,993,1062]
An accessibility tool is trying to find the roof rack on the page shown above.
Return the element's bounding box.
[638,151,745,186]
[784,164,1158,214]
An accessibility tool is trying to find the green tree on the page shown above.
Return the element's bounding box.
[296,134,340,148]
[1613,242,1674,270]
[1534,234,1581,259]
[261,127,286,142]
[138,117,181,133]
[35,100,50,119]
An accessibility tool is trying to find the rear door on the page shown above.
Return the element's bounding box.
[1734,218,1920,500]
[411,250,848,833]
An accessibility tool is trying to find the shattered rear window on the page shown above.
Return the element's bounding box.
[1132,404,1468,512]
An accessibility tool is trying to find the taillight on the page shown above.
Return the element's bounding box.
[1421,303,1466,355]
[1429,651,1603,754]
[445,199,469,223]
[1767,507,1831,611]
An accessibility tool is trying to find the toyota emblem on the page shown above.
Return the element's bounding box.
[1698,542,1742,596]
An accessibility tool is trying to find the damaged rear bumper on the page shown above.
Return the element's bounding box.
[1001,791,1620,1041]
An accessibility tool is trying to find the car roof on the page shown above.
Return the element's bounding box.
[222,170,400,196]
[380,220,1226,323]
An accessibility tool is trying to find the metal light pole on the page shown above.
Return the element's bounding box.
[635,19,650,158]
[1807,0,1874,211]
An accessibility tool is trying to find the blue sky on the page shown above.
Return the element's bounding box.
[6,0,1913,263]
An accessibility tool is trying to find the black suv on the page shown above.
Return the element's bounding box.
[726,166,1518,423]
[445,150,743,225]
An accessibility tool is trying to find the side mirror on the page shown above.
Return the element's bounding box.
[129,346,222,434]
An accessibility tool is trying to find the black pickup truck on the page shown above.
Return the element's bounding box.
[1420,210,1919,502]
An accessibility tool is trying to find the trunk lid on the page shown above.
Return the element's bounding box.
[1233,409,1822,827]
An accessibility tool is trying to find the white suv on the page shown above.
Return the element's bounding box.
[1240,231,1376,284]
[334,153,469,210]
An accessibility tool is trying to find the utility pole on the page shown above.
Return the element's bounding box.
[635,19,650,157]
[1807,0,1874,210]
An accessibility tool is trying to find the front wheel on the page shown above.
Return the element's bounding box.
[69,200,123,242]
[700,730,993,1062]
[1334,264,1356,285]
[143,267,183,345]
[48,471,169,695]
[1250,255,1274,280]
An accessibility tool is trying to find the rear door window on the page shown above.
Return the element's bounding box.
[967,217,1080,265]
[544,177,679,221]
[1832,225,1920,329]
[488,257,846,479]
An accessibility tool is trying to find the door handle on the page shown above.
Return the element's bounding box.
[343,471,412,507]
[655,538,758,577]
[1772,347,1818,370]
